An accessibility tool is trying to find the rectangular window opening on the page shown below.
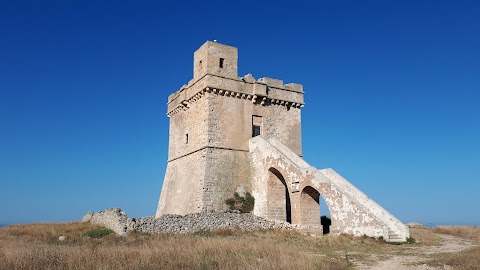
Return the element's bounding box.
[219,58,224,68]
[185,134,189,144]
[252,125,261,137]
[252,115,262,137]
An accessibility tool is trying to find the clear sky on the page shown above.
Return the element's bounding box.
[1,1,479,226]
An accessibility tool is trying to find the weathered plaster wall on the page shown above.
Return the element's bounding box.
[249,136,410,241]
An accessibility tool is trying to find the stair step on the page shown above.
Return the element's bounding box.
[388,230,404,242]
[389,240,404,243]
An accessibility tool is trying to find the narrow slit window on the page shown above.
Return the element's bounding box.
[185,134,189,144]
[219,58,224,68]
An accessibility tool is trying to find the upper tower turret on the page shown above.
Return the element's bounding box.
[193,41,238,81]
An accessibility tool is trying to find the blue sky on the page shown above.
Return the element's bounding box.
[0,0,479,226]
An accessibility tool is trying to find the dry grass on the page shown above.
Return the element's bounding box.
[432,226,480,242]
[0,223,105,241]
[0,223,393,270]
[428,246,480,270]
[409,227,442,246]
[427,226,480,270]
[6,223,464,270]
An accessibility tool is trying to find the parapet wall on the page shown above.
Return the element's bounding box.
[167,74,304,118]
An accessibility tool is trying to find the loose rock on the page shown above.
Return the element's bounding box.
[82,208,295,235]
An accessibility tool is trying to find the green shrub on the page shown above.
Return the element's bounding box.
[225,192,255,213]
[83,228,114,238]
[406,236,416,244]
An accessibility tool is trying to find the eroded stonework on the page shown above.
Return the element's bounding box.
[156,41,409,242]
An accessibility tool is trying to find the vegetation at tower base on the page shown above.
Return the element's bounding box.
[83,228,114,238]
[225,192,255,213]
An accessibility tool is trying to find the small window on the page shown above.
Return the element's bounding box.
[185,134,189,144]
[252,125,261,137]
[252,115,262,137]
[219,58,224,68]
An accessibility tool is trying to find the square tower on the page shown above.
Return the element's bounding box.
[193,41,238,81]
[156,41,304,217]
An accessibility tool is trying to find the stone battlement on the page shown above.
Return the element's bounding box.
[167,74,304,117]
[166,40,303,117]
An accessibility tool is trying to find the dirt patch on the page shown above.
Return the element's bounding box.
[354,233,477,270]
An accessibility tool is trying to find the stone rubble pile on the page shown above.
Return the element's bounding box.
[82,208,294,235]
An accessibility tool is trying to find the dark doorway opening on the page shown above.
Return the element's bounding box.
[321,216,331,234]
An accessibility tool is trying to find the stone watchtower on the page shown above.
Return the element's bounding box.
[156,41,409,242]
[156,41,304,216]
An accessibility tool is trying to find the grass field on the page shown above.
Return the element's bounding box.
[0,223,478,270]
[428,226,480,270]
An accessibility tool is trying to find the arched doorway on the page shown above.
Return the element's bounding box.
[301,186,320,227]
[301,186,331,234]
[267,168,291,223]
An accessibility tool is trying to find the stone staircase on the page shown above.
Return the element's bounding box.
[249,137,410,242]
[388,230,405,242]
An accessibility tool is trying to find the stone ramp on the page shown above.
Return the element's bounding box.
[316,168,410,242]
[249,137,409,242]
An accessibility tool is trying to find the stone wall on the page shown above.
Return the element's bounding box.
[82,208,129,235]
[300,187,321,226]
[83,208,294,235]
[156,149,206,216]
[167,93,209,160]
[193,41,238,82]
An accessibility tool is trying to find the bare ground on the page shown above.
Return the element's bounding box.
[353,233,478,270]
